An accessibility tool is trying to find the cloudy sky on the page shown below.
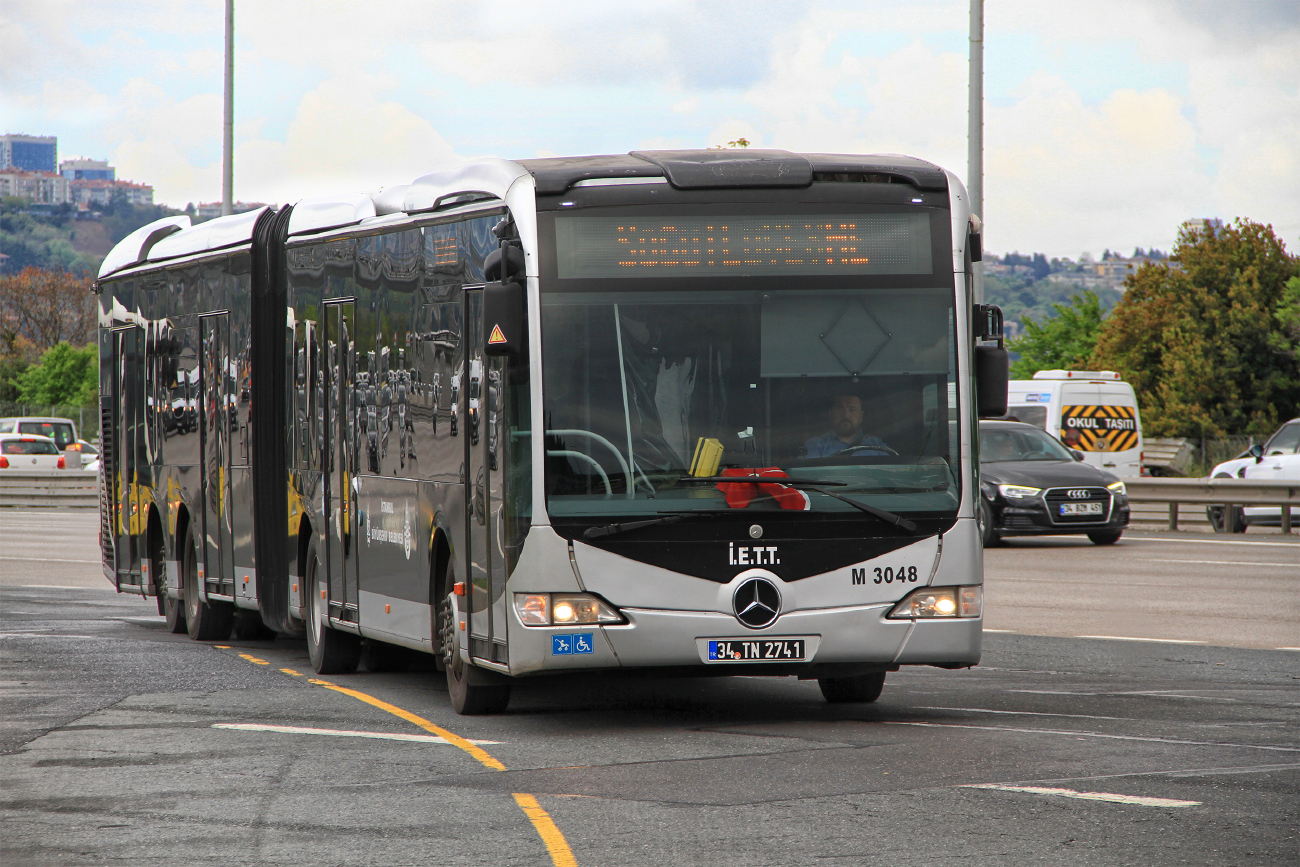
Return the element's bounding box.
[3,0,1298,258]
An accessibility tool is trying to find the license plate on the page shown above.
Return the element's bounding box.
[1060,502,1103,516]
[707,638,806,662]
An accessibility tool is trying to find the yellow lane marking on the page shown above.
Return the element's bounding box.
[513,794,580,867]
[214,645,231,649]
[239,653,271,665]
[280,668,302,676]
[220,649,580,866]
[307,679,506,771]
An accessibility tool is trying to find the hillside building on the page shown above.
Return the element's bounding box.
[0,134,57,173]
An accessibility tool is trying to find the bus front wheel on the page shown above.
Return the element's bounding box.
[440,591,510,715]
[818,671,886,704]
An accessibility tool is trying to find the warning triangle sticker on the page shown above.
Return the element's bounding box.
[488,324,507,345]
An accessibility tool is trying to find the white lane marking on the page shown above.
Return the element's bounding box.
[213,723,500,745]
[14,584,111,590]
[917,706,1134,721]
[0,633,104,640]
[885,721,1300,753]
[1077,635,1207,644]
[1277,647,1300,651]
[0,557,101,564]
[963,783,1200,808]
[982,628,1016,633]
[1135,558,1299,568]
[1124,537,1300,549]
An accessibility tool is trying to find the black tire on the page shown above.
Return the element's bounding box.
[1207,504,1246,534]
[979,499,1000,548]
[439,583,509,715]
[819,671,886,704]
[182,527,234,642]
[1087,530,1123,545]
[360,640,411,673]
[231,609,277,641]
[152,529,186,634]
[304,542,361,675]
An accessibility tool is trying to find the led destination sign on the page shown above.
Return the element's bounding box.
[554,212,932,279]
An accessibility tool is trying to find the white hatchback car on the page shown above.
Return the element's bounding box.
[0,433,70,470]
[1206,418,1300,532]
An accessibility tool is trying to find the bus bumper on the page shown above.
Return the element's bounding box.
[507,604,981,675]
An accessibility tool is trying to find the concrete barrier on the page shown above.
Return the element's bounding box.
[0,470,100,508]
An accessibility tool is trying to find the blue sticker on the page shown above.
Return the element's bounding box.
[552,633,594,655]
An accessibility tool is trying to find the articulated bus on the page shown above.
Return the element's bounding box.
[96,149,1007,714]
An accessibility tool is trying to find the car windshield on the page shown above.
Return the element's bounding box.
[540,287,960,518]
[980,426,1076,462]
[18,421,74,449]
[3,438,59,455]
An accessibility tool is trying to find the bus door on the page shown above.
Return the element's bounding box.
[106,325,145,591]
[199,312,232,595]
[324,300,360,623]
[464,288,508,664]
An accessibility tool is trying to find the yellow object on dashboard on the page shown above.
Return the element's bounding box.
[690,438,723,477]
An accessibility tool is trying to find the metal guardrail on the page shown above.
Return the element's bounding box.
[1123,477,1300,533]
[0,470,100,508]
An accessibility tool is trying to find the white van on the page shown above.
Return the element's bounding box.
[1001,370,1144,477]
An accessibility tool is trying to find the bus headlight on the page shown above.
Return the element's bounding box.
[887,585,982,619]
[1106,481,1126,497]
[513,593,624,626]
[997,484,1041,499]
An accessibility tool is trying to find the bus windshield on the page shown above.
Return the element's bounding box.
[540,286,959,519]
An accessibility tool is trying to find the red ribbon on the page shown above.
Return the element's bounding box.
[716,467,811,511]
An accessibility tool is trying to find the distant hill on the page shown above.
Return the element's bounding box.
[0,198,184,276]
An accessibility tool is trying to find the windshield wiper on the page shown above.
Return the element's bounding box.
[680,476,918,533]
[583,514,688,540]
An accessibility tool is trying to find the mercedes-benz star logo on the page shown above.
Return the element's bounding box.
[733,577,781,629]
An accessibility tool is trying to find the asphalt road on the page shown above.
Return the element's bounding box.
[2,511,1297,867]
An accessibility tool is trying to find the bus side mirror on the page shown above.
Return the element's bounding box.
[973,303,1007,418]
[484,281,526,358]
[975,345,1009,418]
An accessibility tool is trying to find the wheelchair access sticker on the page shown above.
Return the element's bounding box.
[552,633,595,655]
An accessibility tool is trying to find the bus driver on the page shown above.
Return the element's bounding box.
[802,394,892,458]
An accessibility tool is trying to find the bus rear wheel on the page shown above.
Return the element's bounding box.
[304,543,361,675]
[182,527,234,642]
[152,531,185,634]
[818,671,886,704]
[440,592,510,715]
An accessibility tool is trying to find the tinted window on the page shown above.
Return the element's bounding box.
[999,406,1047,429]
[3,438,59,455]
[980,427,1076,462]
[17,422,74,448]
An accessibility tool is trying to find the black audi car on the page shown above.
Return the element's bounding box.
[978,420,1130,546]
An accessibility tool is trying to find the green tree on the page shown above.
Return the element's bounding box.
[1007,290,1107,378]
[15,342,98,405]
[1092,219,1300,437]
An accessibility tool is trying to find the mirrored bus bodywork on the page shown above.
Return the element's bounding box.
[96,150,994,714]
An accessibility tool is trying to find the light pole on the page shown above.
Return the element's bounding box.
[969,0,984,302]
[221,0,234,216]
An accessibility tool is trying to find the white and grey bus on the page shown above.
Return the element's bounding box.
[96,150,1007,713]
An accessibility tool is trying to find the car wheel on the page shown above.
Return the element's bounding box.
[818,671,886,703]
[979,499,1000,548]
[1087,530,1123,545]
[1207,502,1246,534]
